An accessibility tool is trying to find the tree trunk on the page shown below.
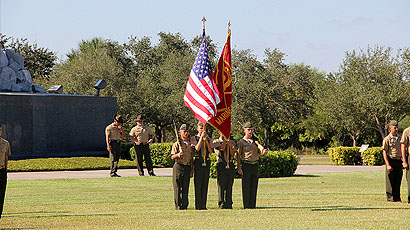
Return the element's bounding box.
[263,124,269,148]
[161,125,166,143]
[349,134,359,147]
[154,124,162,143]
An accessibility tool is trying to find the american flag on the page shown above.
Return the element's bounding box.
[184,29,220,124]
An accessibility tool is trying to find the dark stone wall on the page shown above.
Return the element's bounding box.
[0,93,117,159]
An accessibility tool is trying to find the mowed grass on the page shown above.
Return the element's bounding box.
[298,154,333,165]
[8,157,139,172]
[1,171,409,229]
[8,154,333,172]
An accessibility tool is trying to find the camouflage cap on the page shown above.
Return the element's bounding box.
[389,120,398,127]
[197,121,204,127]
[243,122,253,128]
[114,114,123,124]
[180,124,188,131]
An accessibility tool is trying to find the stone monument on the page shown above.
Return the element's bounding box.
[0,49,117,159]
[0,49,46,93]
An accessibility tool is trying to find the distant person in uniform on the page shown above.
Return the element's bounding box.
[129,115,155,176]
[0,127,11,218]
[383,120,403,202]
[213,130,236,209]
[190,122,217,210]
[237,122,268,209]
[171,124,194,210]
[401,120,410,203]
[105,114,125,177]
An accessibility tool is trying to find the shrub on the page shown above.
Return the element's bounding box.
[328,147,361,165]
[210,150,298,178]
[150,143,174,167]
[361,147,384,166]
[121,142,134,160]
[258,150,298,177]
[127,142,174,168]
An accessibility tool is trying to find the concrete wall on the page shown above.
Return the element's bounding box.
[0,93,117,159]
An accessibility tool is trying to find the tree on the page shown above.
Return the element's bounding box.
[308,46,410,146]
[124,32,210,142]
[51,38,136,128]
[232,48,319,149]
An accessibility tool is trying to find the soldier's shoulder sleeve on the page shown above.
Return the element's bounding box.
[382,136,389,151]
[171,142,178,155]
[401,129,409,144]
[105,124,111,135]
[6,141,10,156]
[129,127,135,136]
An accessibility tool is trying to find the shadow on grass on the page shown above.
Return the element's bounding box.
[3,211,117,218]
[255,205,410,211]
[291,174,320,177]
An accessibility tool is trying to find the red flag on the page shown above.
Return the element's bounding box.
[208,30,232,138]
[184,28,221,124]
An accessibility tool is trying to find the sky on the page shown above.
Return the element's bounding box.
[0,0,409,73]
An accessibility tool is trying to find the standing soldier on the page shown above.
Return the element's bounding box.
[383,120,403,202]
[401,120,410,203]
[171,124,194,210]
[129,115,155,176]
[105,114,125,177]
[237,122,268,209]
[213,130,236,209]
[191,122,216,210]
[0,127,10,218]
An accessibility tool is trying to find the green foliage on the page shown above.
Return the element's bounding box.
[328,147,362,165]
[210,150,297,178]
[258,150,298,177]
[124,142,174,167]
[309,46,410,147]
[150,143,174,167]
[121,142,134,160]
[209,154,218,178]
[361,147,384,166]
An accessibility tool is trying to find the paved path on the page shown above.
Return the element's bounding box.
[8,165,385,180]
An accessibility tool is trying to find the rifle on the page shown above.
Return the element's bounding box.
[201,123,212,166]
[173,120,183,159]
[237,121,265,153]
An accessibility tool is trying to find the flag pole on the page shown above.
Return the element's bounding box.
[202,17,206,29]
[228,20,231,33]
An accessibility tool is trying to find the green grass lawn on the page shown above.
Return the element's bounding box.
[1,171,408,229]
[298,154,332,165]
[8,155,333,172]
[8,157,139,172]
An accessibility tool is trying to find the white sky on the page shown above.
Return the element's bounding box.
[1,0,409,73]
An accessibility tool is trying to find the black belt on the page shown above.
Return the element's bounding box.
[177,162,191,166]
[136,143,148,146]
[110,140,121,143]
[242,160,258,165]
[194,157,210,161]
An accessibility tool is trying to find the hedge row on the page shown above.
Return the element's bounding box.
[122,143,298,177]
[328,147,383,166]
[122,142,174,167]
[210,150,298,178]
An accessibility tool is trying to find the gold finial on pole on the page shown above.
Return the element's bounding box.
[202,17,206,29]
[228,20,231,33]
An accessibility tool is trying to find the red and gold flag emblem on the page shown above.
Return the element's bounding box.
[208,30,232,138]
